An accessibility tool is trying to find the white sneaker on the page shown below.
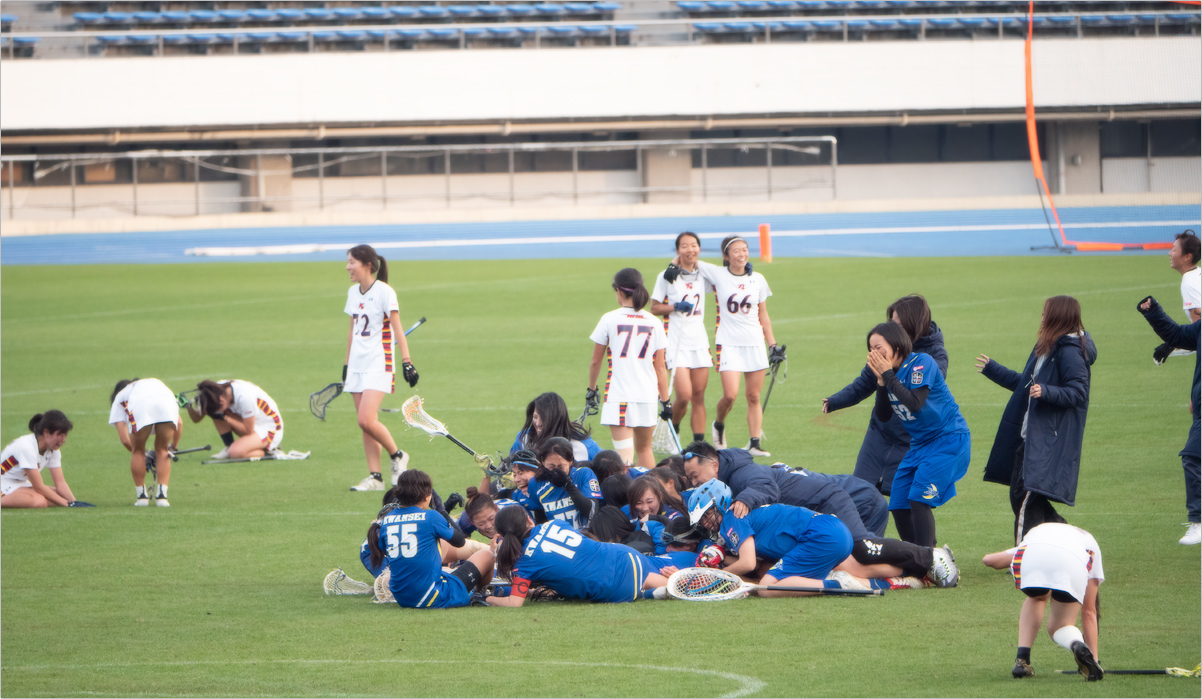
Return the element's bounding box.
[886,576,929,590]
[1179,522,1201,545]
[929,544,959,588]
[745,442,771,458]
[211,447,230,460]
[135,493,150,507]
[711,422,727,450]
[826,570,870,590]
[154,489,170,507]
[390,450,410,486]
[351,475,386,492]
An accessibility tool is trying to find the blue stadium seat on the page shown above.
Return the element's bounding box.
[219,10,249,22]
[276,31,308,42]
[548,24,579,35]
[427,27,459,38]
[476,4,507,16]
[706,1,737,11]
[160,11,190,23]
[535,3,566,14]
[190,10,220,23]
[694,21,725,32]
[1165,13,1200,24]
[812,19,840,30]
[767,1,798,10]
[579,24,610,35]
[337,30,367,40]
[825,1,853,10]
[447,5,478,17]
[782,19,812,30]
[396,27,426,39]
[97,34,126,46]
[1047,16,1075,26]
[103,11,133,23]
[312,31,338,41]
[869,18,899,29]
[615,23,636,32]
[507,4,537,16]
[13,36,39,46]
[215,33,236,43]
[362,7,391,20]
[885,1,912,7]
[74,11,104,24]
[126,34,157,45]
[856,1,885,8]
[927,17,958,28]
[738,1,769,11]
[162,34,189,44]
[247,10,278,22]
[419,6,451,18]
[246,31,276,42]
[488,25,519,36]
[564,3,597,13]
[724,21,754,31]
[845,19,868,31]
[390,6,420,19]
[333,8,363,20]
[185,33,215,44]
[276,9,305,22]
[305,8,335,20]
[1105,14,1135,26]
[985,17,1023,28]
[797,1,825,9]
[518,25,543,36]
[752,21,785,31]
[958,17,984,28]
[595,2,623,11]
[366,29,391,39]
[677,1,706,11]
[1079,15,1105,27]
[132,12,160,23]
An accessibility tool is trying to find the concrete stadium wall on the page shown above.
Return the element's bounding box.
[2,37,1198,131]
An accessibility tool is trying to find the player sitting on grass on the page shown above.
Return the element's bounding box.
[584,505,659,555]
[189,379,284,461]
[982,523,1104,681]
[485,504,671,607]
[1,411,92,509]
[365,470,495,609]
[456,487,519,544]
[530,437,603,529]
[361,478,488,579]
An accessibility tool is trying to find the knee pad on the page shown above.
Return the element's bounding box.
[612,437,634,451]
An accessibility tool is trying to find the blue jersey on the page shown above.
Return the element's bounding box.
[378,506,470,609]
[888,352,969,446]
[646,550,699,573]
[628,466,650,478]
[512,520,647,603]
[508,487,540,516]
[360,537,385,578]
[457,497,518,537]
[532,466,602,528]
[718,503,818,561]
[621,504,683,521]
[510,430,602,461]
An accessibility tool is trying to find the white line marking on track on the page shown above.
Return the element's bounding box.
[3,658,767,698]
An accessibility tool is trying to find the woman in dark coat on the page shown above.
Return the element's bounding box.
[976,296,1096,545]
[824,295,950,495]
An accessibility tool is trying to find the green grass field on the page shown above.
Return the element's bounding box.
[1,255,1198,698]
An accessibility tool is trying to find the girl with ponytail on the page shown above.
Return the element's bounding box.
[1,410,91,508]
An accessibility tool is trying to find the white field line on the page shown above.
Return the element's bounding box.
[184,220,1198,257]
[3,658,767,699]
[0,374,223,399]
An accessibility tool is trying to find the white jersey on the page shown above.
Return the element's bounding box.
[1180,267,1200,321]
[223,380,283,438]
[1,433,60,488]
[344,281,400,374]
[696,260,772,347]
[651,267,713,357]
[108,378,180,433]
[589,307,667,403]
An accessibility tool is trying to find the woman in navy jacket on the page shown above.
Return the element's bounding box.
[976,296,1096,544]
[824,295,949,495]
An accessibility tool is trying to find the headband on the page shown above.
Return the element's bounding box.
[721,236,746,254]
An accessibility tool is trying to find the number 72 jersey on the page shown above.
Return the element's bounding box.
[589,307,667,403]
[344,281,401,374]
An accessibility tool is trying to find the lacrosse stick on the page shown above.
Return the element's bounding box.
[666,567,883,601]
[576,391,599,427]
[201,449,310,465]
[168,444,210,462]
[310,317,427,420]
[373,568,394,604]
[755,344,787,441]
[1061,666,1200,677]
[176,388,201,411]
[323,567,373,596]
[401,395,495,472]
[652,320,684,455]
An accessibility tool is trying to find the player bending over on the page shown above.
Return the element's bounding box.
[190,379,285,461]
[982,523,1104,681]
[365,470,495,609]
[1,411,92,509]
[109,378,181,507]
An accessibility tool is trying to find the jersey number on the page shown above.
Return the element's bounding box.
[539,526,582,559]
[725,295,754,315]
[683,293,702,316]
[385,523,418,559]
[616,324,654,359]
[887,393,916,422]
[351,314,371,337]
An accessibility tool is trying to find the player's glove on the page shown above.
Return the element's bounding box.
[1137,295,1159,313]
[673,299,694,314]
[402,361,419,388]
[468,590,492,607]
[696,545,724,569]
[584,387,600,416]
[342,364,348,382]
[768,344,787,367]
[659,400,673,422]
[663,263,682,284]
[545,468,569,488]
[443,492,464,513]
[67,500,95,507]
[1153,342,1173,366]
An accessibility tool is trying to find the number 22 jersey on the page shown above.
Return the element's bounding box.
[344,281,400,374]
[887,351,969,446]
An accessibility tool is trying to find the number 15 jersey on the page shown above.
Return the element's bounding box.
[697,261,771,347]
[513,520,647,603]
[344,281,400,374]
[589,307,667,403]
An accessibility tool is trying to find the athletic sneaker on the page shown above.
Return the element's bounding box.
[711,422,727,450]
[929,544,959,588]
[351,475,386,492]
[1179,522,1201,545]
[1071,640,1104,681]
[1011,659,1034,678]
[826,570,869,590]
[155,487,170,507]
[886,576,929,590]
[211,447,230,461]
[745,442,771,458]
[390,450,409,486]
[135,493,150,507]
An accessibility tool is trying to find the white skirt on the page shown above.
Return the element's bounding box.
[1012,542,1088,604]
[128,379,181,432]
[345,371,395,394]
[667,347,714,371]
[716,344,769,373]
[601,401,658,429]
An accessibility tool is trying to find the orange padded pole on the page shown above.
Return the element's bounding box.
[759,223,772,264]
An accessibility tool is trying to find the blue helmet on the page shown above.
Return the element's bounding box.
[688,478,732,525]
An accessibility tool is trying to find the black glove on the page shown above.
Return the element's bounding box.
[1154,342,1173,365]
[443,492,464,513]
[68,500,95,507]
[746,262,753,274]
[402,361,419,388]
[1137,295,1159,313]
[342,364,348,382]
[673,299,694,314]
[768,344,787,366]
[546,468,569,488]
[584,387,600,416]
[468,590,492,607]
[663,263,682,284]
[660,399,673,422]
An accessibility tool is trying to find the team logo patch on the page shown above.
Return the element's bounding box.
[724,528,740,550]
[922,483,939,500]
[358,302,364,310]
[911,365,924,385]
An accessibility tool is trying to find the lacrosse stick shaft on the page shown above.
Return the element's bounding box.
[403,317,426,336]
[1059,670,1167,675]
[761,361,781,414]
[444,434,483,459]
[172,445,211,455]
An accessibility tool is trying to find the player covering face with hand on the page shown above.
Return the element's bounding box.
[190,379,284,461]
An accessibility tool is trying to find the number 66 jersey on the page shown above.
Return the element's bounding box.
[512,520,649,603]
[696,260,771,348]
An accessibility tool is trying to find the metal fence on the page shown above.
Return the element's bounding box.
[1,136,838,219]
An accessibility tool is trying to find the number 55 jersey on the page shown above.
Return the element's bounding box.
[512,519,649,603]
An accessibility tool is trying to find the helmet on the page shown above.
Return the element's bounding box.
[688,478,732,525]
[507,449,541,473]
[661,515,703,546]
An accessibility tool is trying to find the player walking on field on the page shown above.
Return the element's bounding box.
[109,378,181,506]
[586,268,672,470]
[678,235,780,457]
[651,232,714,445]
[343,244,419,492]
[1,411,91,509]
[189,379,284,461]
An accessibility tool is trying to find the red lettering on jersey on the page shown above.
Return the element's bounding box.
[738,284,745,290]
[358,303,365,310]
[685,283,694,290]
[624,315,641,319]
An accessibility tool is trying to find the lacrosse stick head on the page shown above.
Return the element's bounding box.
[666,567,748,601]
[487,452,514,478]
[401,395,449,437]
[652,418,682,456]
[309,383,342,421]
[323,567,373,596]
[372,569,394,604]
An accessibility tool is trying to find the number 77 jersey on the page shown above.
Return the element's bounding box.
[513,520,648,603]
[589,308,667,403]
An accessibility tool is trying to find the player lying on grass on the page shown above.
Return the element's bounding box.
[365,470,495,609]
[982,523,1104,681]
[485,504,671,607]
[109,378,181,507]
[681,442,958,587]
[189,379,284,461]
[511,392,600,462]
[644,515,713,574]
[1,411,92,509]
[584,505,661,555]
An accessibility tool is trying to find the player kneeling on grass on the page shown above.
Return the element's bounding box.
[190,380,284,461]
[365,470,495,609]
[485,505,671,607]
[982,522,1104,681]
[109,378,181,507]
[1,411,93,509]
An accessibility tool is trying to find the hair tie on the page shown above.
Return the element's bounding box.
[618,286,637,294]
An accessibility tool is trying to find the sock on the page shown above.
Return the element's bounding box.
[908,500,936,548]
[823,579,842,590]
[1017,647,1031,662]
[220,431,235,447]
[391,450,404,460]
[157,484,168,497]
[749,437,761,449]
[693,433,704,443]
[370,472,383,482]
[713,421,725,439]
[869,579,891,590]
[892,509,915,544]
[1052,625,1084,651]
[136,485,147,498]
